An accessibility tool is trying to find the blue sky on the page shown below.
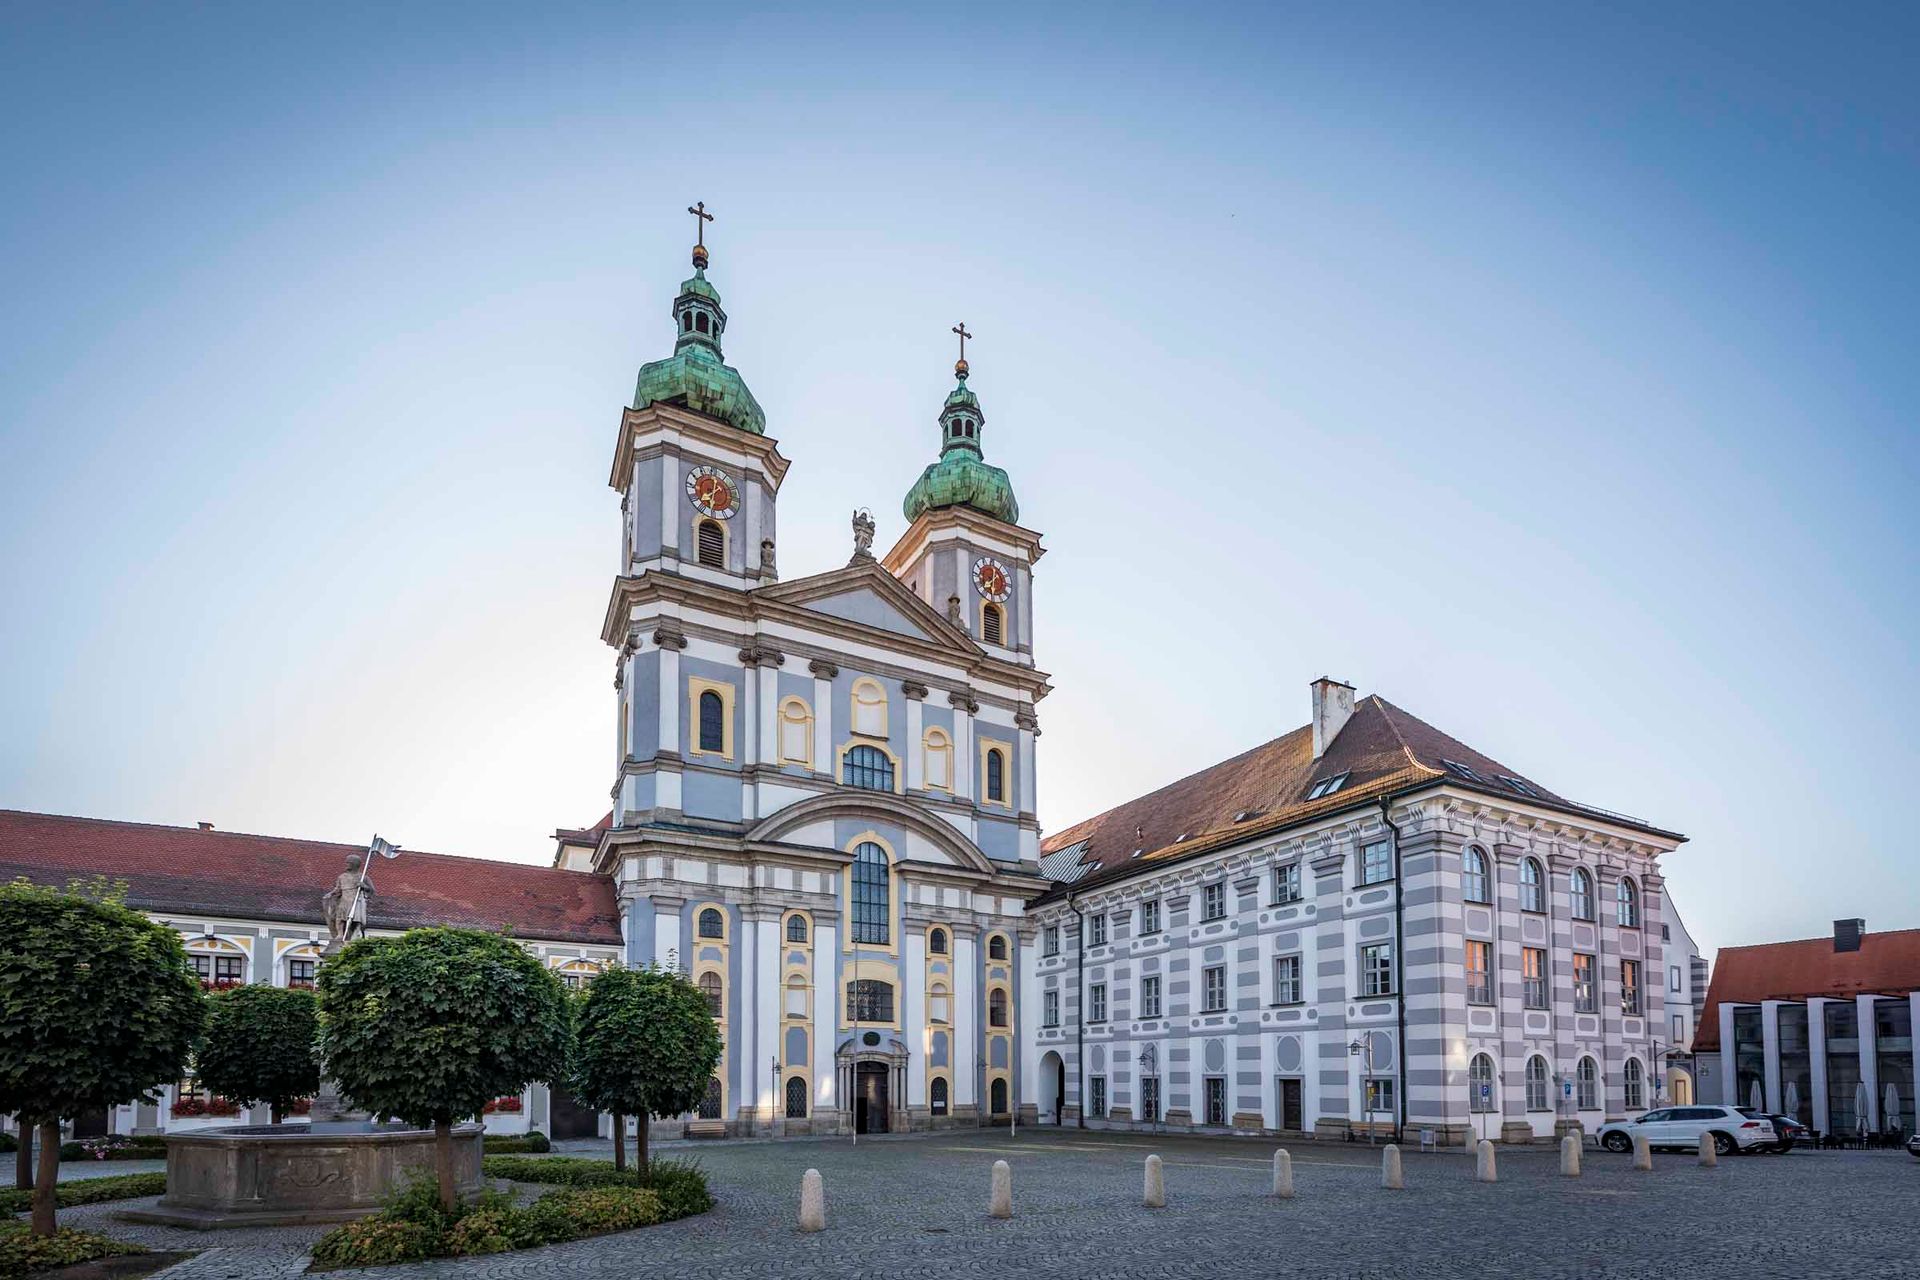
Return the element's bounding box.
[3,3,1914,955]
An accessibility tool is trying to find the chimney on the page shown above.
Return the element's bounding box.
[1834,918,1865,953]
[197,821,215,831]
[1310,677,1356,760]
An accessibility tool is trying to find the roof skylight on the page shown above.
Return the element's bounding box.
[1306,773,1350,800]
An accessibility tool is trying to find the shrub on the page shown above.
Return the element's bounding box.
[481,1155,631,1188]
[644,1158,715,1220]
[443,1210,515,1256]
[59,1135,166,1162]
[481,1131,550,1154]
[309,1218,440,1270]
[0,1133,14,1154]
[537,1186,661,1234]
[0,1172,166,1215]
[0,1222,144,1277]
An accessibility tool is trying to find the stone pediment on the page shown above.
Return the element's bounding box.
[754,562,977,653]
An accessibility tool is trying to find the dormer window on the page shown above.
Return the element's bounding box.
[1306,773,1349,800]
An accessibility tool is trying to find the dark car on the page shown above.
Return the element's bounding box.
[1738,1108,1808,1152]
[1907,1133,1919,1159]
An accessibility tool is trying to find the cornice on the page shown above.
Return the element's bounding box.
[880,505,1047,574]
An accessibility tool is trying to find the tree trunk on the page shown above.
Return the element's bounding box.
[270,1103,282,1125]
[433,1119,456,1213]
[612,1112,625,1173]
[635,1113,649,1178]
[14,1124,31,1191]
[31,1120,60,1237]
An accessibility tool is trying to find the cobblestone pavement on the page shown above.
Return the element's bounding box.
[59,1131,1920,1279]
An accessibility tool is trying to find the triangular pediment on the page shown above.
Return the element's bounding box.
[754,561,978,652]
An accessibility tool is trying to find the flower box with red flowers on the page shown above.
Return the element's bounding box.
[200,978,245,992]
[171,1097,241,1118]
[481,1096,524,1114]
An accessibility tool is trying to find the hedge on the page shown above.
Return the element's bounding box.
[0,1223,145,1279]
[480,1131,551,1155]
[0,1172,167,1216]
[481,1155,712,1221]
[59,1140,167,1162]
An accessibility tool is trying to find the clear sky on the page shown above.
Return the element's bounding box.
[3,3,1914,957]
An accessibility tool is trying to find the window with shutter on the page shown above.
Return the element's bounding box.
[696,518,725,568]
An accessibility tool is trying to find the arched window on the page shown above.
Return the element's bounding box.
[1462,846,1491,904]
[922,727,953,791]
[1468,1053,1496,1112]
[988,987,1009,1027]
[850,678,887,738]
[990,1077,1008,1116]
[1623,1056,1645,1109]
[984,746,1008,804]
[696,518,725,568]
[785,913,809,943]
[185,938,247,989]
[1525,1056,1550,1111]
[851,841,890,944]
[785,976,808,1018]
[1520,858,1545,914]
[1616,877,1640,928]
[698,1077,723,1120]
[680,312,693,333]
[697,907,725,939]
[778,697,813,767]
[929,981,950,1024]
[697,971,723,1018]
[1570,868,1595,921]
[784,1076,807,1119]
[694,311,711,335]
[697,689,725,754]
[844,744,895,793]
[847,978,894,1022]
[931,1077,949,1116]
[929,927,948,955]
[988,934,1008,961]
[1576,1056,1599,1110]
[981,602,1005,646]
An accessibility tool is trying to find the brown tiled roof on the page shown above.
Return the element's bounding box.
[1039,694,1673,895]
[553,811,614,846]
[0,810,624,947]
[1693,927,1920,1051]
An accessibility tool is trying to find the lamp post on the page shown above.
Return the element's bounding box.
[769,1056,781,1137]
[1138,1043,1159,1132]
[1349,1036,1376,1145]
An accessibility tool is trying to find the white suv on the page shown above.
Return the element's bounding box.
[1597,1106,1775,1156]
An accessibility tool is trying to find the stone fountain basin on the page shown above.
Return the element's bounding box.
[118,1121,485,1229]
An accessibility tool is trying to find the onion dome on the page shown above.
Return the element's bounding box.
[903,349,1020,525]
[631,237,766,436]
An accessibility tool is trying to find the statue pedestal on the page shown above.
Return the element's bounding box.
[309,939,373,1132]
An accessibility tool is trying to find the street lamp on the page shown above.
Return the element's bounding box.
[769,1056,781,1137]
[1138,1044,1159,1132]
[1349,1036,1376,1146]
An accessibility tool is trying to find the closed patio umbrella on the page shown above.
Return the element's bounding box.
[1750,1079,1765,1112]
[1854,1081,1872,1136]
[1784,1081,1800,1122]
[1886,1084,1902,1134]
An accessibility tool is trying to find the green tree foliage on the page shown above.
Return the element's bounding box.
[316,927,570,1210]
[195,984,320,1122]
[0,878,205,1236]
[570,965,722,1173]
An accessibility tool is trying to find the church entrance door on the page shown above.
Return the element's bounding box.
[855,1063,889,1134]
[549,1086,599,1140]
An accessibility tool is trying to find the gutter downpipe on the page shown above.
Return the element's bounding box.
[1380,794,1407,1144]
[1066,889,1087,1129]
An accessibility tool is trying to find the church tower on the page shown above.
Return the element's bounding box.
[885,328,1042,666]
[610,204,788,587]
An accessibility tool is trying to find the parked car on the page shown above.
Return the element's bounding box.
[1597,1106,1775,1156]
[1738,1108,1809,1152]
[1907,1133,1919,1159]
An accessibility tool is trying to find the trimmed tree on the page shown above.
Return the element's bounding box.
[0,878,205,1236]
[570,964,722,1174]
[316,927,570,1211]
[196,984,321,1123]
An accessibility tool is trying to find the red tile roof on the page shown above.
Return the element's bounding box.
[0,810,624,947]
[1039,694,1676,894]
[1693,927,1920,1050]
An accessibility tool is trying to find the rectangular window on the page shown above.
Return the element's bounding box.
[287,959,316,990]
[1522,947,1548,1010]
[1359,943,1394,997]
[1044,990,1059,1027]
[1620,959,1642,1016]
[1272,862,1302,904]
[1090,914,1108,947]
[1140,899,1160,934]
[1089,1075,1107,1120]
[1142,974,1162,1019]
[1672,1012,1686,1043]
[1205,1077,1227,1126]
[1089,983,1108,1023]
[1203,965,1227,1012]
[1273,954,1303,1005]
[1360,839,1393,886]
[1669,964,1682,992]
[1572,953,1597,1013]
[1202,883,1226,921]
[1465,939,1493,1006]
[1364,1076,1396,1119]
[1043,926,1059,957]
[1140,1075,1160,1123]
[847,980,894,1023]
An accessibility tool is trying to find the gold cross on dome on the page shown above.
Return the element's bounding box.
[951,322,972,363]
[687,201,714,251]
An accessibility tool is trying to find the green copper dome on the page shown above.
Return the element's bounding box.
[632,263,766,436]
[903,366,1019,524]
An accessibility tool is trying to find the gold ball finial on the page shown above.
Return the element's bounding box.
[692,245,709,270]
[954,358,970,379]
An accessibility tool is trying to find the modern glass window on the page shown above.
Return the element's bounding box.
[786,914,809,943]
[1043,926,1059,957]
[1519,858,1545,913]
[1360,839,1394,886]
[1468,1053,1496,1112]
[1572,952,1597,1013]
[1616,877,1640,928]
[988,987,1008,1027]
[1272,863,1302,904]
[1142,974,1162,1019]
[929,927,947,955]
[1140,900,1161,934]
[851,841,891,944]
[1576,1056,1599,1110]
[1043,989,1059,1027]
[1203,965,1227,1012]
[1273,955,1303,1005]
[1205,1077,1227,1126]
[697,689,725,754]
[1525,1056,1551,1111]
[1090,914,1108,947]
[1623,1057,1645,1110]
[1825,1003,1862,1133]
[1462,847,1491,904]
[1360,943,1394,997]
[1202,883,1226,921]
[1089,983,1107,1023]
[698,907,725,938]
[1570,869,1595,921]
[1140,1076,1160,1123]
[785,1076,808,1119]
[1620,959,1642,1016]
[1522,947,1548,1009]
[1465,940,1493,1005]
[848,979,894,1023]
[1089,1074,1107,1119]
[844,744,895,792]
[1873,1000,1914,1136]
[1306,772,1349,799]
[698,972,723,1017]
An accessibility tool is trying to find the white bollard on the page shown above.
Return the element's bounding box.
[1697,1132,1717,1167]
[1271,1148,1294,1199]
[1560,1134,1581,1177]
[1632,1131,1653,1171]
[989,1159,1012,1219]
[1475,1139,1497,1183]
[1143,1153,1166,1208]
[798,1168,826,1232]
[1381,1143,1404,1190]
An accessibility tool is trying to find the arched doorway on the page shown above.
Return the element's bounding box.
[835,1033,909,1136]
[1039,1050,1066,1125]
[1665,1066,1695,1107]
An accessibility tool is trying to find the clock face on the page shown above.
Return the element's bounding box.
[972,556,1011,602]
[685,465,739,519]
